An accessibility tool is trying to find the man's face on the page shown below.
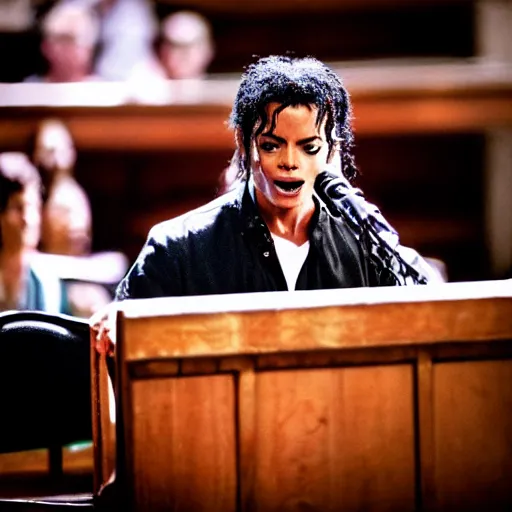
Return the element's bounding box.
[42,33,93,80]
[251,102,330,213]
[34,124,76,174]
[160,40,211,79]
[1,185,41,252]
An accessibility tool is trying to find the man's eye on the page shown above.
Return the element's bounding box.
[304,144,321,155]
[260,142,278,152]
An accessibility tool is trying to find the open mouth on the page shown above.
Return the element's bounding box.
[274,180,305,195]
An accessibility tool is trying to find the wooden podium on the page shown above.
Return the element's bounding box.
[91,280,512,511]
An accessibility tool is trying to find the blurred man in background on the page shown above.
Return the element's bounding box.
[128,10,215,81]
[158,10,214,80]
[31,118,122,317]
[25,1,99,83]
[91,0,159,81]
[33,118,92,256]
[126,9,215,103]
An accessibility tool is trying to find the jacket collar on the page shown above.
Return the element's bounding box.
[234,178,331,246]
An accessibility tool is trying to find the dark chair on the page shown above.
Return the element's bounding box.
[0,310,92,476]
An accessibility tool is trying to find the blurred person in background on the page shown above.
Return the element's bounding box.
[24,1,100,83]
[0,152,69,313]
[90,0,159,81]
[33,118,92,256]
[157,10,214,80]
[126,9,215,103]
[32,118,115,318]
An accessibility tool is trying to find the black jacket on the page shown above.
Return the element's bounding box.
[115,181,396,301]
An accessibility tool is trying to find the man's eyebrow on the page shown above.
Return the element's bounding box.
[260,133,322,145]
[297,136,322,145]
[260,132,286,144]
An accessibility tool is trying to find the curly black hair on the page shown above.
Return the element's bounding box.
[0,152,42,250]
[0,153,41,214]
[229,55,358,182]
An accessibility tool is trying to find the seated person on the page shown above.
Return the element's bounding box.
[157,10,214,80]
[126,9,215,103]
[24,1,100,83]
[33,119,126,318]
[0,152,68,313]
[31,118,118,318]
[92,0,160,82]
[32,118,92,256]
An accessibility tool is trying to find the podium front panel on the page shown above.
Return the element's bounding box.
[91,282,512,511]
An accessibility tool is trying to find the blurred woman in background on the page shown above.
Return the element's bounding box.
[0,152,68,313]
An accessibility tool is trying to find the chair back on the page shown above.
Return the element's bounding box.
[0,311,92,453]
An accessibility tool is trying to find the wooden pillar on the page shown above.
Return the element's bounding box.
[475,0,512,62]
[484,129,512,277]
[476,1,512,277]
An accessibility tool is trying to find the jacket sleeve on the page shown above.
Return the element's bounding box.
[115,228,182,300]
[394,245,446,284]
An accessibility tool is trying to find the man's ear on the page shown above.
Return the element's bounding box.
[235,128,252,171]
[327,142,341,164]
[235,128,244,156]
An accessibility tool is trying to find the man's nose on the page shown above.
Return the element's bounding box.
[278,147,298,171]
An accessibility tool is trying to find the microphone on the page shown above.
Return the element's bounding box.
[314,170,428,285]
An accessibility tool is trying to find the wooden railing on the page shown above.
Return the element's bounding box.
[1,59,511,152]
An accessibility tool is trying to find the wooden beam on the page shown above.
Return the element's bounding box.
[0,60,511,150]
[154,0,472,14]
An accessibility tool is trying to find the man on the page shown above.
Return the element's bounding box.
[157,10,214,80]
[125,9,215,103]
[115,55,438,303]
[25,2,99,83]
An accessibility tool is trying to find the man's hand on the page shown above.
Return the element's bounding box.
[90,302,118,357]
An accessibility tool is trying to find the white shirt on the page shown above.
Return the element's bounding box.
[271,234,310,291]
